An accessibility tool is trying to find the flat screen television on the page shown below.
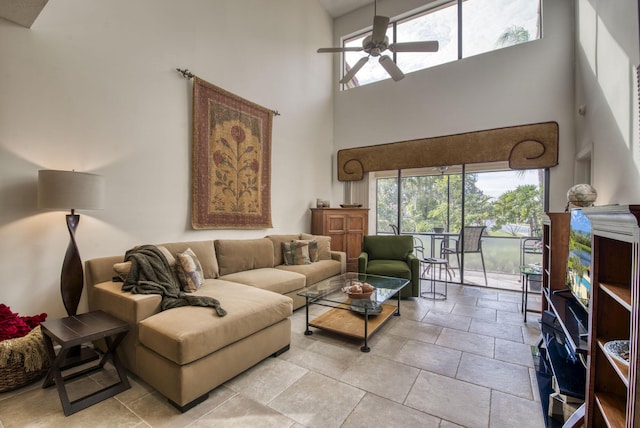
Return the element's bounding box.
[566,208,592,312]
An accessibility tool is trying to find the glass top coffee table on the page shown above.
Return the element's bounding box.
[297,272,409,352]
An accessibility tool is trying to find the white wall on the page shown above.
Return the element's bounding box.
[575,0,640,204]
[0,0,334,318]
[331,0,576,213]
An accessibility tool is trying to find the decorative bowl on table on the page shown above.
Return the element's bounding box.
[342,281,375,299]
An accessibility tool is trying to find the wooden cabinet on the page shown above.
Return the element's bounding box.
[310,208,368,272]
[583,205,640,428]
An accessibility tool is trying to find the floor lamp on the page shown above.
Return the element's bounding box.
[38,170,105,317]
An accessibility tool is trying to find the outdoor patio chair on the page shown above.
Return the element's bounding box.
[413,236,425,259]
[520,236,543,268]
[440,225,488,285]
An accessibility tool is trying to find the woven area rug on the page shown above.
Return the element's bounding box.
[192,77,273,229]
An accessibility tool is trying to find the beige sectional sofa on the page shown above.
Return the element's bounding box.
[85,234,345,411]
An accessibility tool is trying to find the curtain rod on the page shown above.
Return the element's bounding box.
[176,68,280,116]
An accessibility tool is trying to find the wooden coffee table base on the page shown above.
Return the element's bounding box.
[308,303,397,351]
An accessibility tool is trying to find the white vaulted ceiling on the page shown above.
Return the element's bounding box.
[0,0,48,28]
[0,0,374,28]
[319,0,373,18]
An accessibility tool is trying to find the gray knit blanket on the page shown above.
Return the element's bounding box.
[121,245,226,317]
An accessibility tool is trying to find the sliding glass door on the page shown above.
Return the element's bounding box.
[375,164,545,290]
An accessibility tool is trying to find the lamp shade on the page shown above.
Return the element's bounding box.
[38,170,104,211]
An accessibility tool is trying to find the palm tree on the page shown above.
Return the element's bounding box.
[497,25,530,47]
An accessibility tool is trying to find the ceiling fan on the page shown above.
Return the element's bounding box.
[317,1,439,84]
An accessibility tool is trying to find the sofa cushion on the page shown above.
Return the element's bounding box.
[215,238,274,276]
[362,235,413,261]
[138,279,292,365]
[160,241,218,279]
[276,259,342,286]
[175,248,204,292]
[365,259,412,280]
[220,268,305,295]
[266,234,302,265]
[300,234,331,260]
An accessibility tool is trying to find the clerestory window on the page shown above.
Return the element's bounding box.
[342,0,541,89]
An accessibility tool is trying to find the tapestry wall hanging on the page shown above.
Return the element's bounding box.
[192,77,273,229]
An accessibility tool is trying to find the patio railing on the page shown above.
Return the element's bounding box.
[410,233,542,289]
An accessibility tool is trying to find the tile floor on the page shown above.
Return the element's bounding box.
[0,284,545,428]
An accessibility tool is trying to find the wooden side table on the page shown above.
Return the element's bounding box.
[40,310,131,416]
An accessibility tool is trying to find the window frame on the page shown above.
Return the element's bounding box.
[340,0,541,90]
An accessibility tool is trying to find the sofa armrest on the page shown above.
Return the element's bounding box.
[92,281,162,326]
[358,252,369,273]
[330,251,347,273]
[86,255,162,325]
[86,255,124,311]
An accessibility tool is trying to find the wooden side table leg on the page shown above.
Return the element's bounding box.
[42,335,75,416]
[102,333,130,389]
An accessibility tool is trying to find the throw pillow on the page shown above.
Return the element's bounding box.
[281,242,295,265]
[300,233,331,260]
[113,261,132,281]
[157,245,176,267]
[294,239,319,262]
[290,241,311,265]
[175,248,204,292]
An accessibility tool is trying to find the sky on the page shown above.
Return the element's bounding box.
[475,170,539,199]
[344,0,540,86]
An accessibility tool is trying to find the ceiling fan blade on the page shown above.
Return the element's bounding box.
[379,55,405,81]
[340,56,369,84]
[317,47,364,53]
[389,40,439,53]
[371,15,390,43]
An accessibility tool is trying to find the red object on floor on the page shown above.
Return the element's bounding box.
[0,304,47,341]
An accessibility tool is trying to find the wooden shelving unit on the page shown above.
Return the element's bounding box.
[583,205,640,428]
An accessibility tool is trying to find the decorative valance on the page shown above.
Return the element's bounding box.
[337,122,559,181]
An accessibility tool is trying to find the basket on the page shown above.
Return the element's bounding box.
[342,282,375,300]
[346,291,373,299]
[0,326,50,393]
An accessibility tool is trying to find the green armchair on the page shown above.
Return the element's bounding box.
[358,235,420,298]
